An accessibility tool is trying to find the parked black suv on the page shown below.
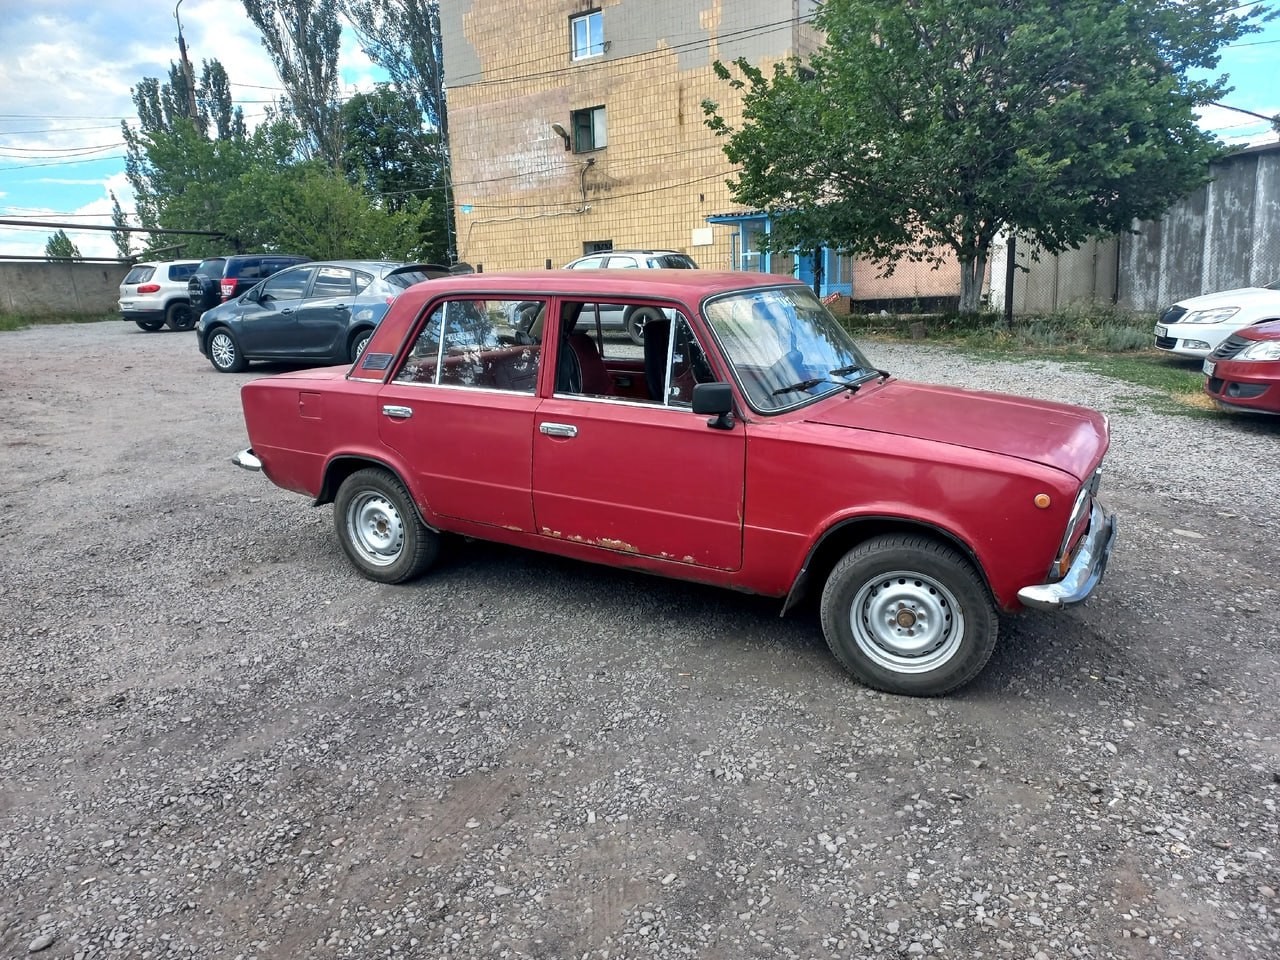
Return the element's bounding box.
[188,254,310,315]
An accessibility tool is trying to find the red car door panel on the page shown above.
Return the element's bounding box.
[531,398,746,570]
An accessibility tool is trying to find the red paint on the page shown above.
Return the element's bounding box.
[1203,320,1280,415]
[240,271,1112,611]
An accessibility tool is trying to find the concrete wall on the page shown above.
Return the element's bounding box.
[1119,143,1280,312]
[0,261,129,316]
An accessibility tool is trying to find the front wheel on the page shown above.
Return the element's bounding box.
[334,468,439,583]
[819,534,997,696]
[207,328,247,373]
[624,307,663,346]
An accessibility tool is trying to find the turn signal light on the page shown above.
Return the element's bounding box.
[136,284,161,293]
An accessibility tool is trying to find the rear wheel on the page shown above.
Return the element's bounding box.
[165,301,196,330]
[819,534,998,696]
[134,317,165,332]
[207,328,247,373]
[349,328,374,364]
[334,468,439,583]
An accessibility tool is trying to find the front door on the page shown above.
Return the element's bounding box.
[236,265,315,356]
[532,309,745,570]
[378,296,545,531]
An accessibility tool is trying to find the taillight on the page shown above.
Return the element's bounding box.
[220,279,237,299]
[137,284,161,293]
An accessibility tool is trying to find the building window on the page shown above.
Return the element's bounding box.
[571,105,607,152]
[583,240,613,255]
[571,11,604,60]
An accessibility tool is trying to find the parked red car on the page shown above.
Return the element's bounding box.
[1202,320,1280,414]
[232,271,1116,696]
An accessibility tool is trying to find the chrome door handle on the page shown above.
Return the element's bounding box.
[539,422,578,438]
[382,405,413,419]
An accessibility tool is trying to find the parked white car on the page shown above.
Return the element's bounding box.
[1154,280,1280,358]
[119,260,202,331]
[564,249,698,344]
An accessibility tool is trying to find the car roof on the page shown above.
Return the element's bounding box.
[573,249,684,257]
[131,259,200,268]
[392,269,802,307]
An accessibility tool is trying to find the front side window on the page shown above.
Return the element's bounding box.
[570,10,604,60]
[394,299,541,393]
[259,266,315,302]
[571,105,607,152]
[310,266,354,299]
[703,286,875,414]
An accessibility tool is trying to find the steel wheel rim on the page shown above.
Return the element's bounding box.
[210,332,236,369]
[849,569,965,674]
[346,490,405,566]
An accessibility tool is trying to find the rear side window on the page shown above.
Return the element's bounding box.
[195,259,225,279]
[124,266,155,284]
[310,266,354,298]
[649,255,697,269]
[167,263,197,281]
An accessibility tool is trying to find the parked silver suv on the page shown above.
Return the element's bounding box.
[118,259,202,331]
[563,249,698,344]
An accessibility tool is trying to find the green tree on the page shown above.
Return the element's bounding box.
[243,0,344,169]
[341,85,449,261]
[109,191,132,258]
[342,0,453,256]
[704,0,1271,313]
[45,229,82,259]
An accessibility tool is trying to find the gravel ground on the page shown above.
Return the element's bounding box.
[1,321,1277,959]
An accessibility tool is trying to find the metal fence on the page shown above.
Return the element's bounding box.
[842,140,1280,317]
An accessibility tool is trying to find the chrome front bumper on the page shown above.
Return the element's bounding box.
[1017,501,1117,611]
[232,448,262,472]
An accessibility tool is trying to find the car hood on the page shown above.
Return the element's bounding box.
[803,380,1107,481]
[1240,319,1280,341]
[1173,286,1280,311]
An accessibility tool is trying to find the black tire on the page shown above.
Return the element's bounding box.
[334,468,439,583]
[349,328,374,364]
[165,301,196,331]
[207,327,248,373]
[624,306,663,346]
[819,534,998,697]
[134,317,165,332]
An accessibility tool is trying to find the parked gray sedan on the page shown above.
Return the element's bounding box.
[196,260,448,373]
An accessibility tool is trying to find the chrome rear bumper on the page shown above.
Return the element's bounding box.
[232,448,262,472]
[1017,501,1117,611]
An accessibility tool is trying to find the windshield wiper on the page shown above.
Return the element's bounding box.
[772,377,862,397]
[828,363,864,378]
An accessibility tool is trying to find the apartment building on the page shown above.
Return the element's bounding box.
[439,3,831,273]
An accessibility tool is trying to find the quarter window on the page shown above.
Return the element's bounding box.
[394,299,541,393]
[570,10,604,60]
[571,105,607,152]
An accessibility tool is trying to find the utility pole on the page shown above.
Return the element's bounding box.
[175,0,199,121]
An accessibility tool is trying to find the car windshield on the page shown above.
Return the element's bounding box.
[703,286,876,413]
[195,259,225,279]
[1265,278,1280,291]
[123,266,154,284]
[383,269,431,290]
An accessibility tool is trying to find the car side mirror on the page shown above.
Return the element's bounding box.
[692,382,735,430]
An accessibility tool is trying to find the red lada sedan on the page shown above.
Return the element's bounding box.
[1202,319,1280,415]
[231,271,1116,697]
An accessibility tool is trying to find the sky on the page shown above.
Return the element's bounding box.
[0,1,1277,260]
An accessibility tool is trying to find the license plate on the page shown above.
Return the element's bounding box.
[1156,325,1167,337]
[1203,359,1215,376]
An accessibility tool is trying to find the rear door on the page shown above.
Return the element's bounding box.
[378,295,545,531]
[293,265,356,359]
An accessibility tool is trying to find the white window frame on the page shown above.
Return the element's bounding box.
[570,10,604,61]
